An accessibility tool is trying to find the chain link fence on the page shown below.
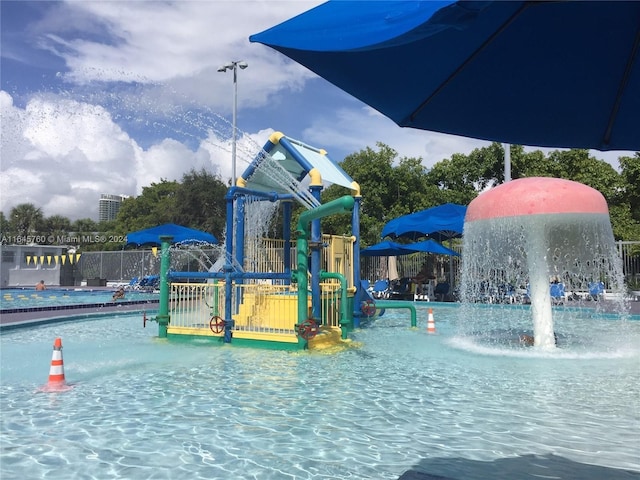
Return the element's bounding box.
[76,241,639,288]
[75,248,223,284]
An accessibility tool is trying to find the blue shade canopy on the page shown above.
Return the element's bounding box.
[361,241,410,257]
[251,1,640,151]
[408,239,459,256]
[382,203,467,241]
[126,224,217,247]
[361,239,458,257]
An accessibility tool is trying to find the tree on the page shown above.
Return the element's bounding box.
[71,218,98,234]
[619,153,640,223]
[545,149,621,201]
[116,179,180,233]
[613,153,640,241]
[320,143,399,246]
[175,168,227,239]
[426,142,506,203]
[42,215,72,244]
[0,212,11,239]
[9,203,44,237]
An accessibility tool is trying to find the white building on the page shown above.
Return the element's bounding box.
[0,245,77,288]
[98,194,127,222]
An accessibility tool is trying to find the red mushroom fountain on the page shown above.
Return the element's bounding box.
[462,177,622,348]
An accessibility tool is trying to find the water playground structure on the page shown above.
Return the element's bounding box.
[143,132,627,352]
[146,132,399,350]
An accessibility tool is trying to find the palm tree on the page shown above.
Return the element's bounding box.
[10,203,44,237]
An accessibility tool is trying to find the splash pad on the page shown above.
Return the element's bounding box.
[460,177,627,348]
[146,132,371,350]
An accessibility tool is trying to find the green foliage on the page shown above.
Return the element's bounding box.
[608,204,640,241]
[117,179,180,232]
[0,212,9,236]
[174,168,227,240]
[71,218,98,233]
[320,143,418,246]
[8,203,44,236]
[619,153,640,223]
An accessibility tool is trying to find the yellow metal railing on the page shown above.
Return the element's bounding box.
[169,282,225,329]
[243,235,355,288]
[168,281,346,336]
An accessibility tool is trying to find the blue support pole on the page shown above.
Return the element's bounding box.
[309,184,322,321]
[283,200,292,285]
[235,196,246,273]
[224,191,235,341]
[352,196,363,328]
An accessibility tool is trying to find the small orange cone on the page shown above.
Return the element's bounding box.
[427,308,436,334]
[41,338,72,392]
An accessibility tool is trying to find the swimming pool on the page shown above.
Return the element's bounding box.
[0,305,638,479]
[1,288,158,310]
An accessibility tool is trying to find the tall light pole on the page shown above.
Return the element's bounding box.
[218,60,248,187]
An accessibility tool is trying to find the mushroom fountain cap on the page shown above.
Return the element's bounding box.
[466,177,609,222]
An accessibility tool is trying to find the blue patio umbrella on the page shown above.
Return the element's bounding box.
[407,239,459,257]
[251,1,640,152]
[381,203,465,286]
[361,239,458,257]
[381,203,467,241]
[360,240,410,257]
[126,224,217,247]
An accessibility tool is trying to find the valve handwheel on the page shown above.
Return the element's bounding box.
[210,316,225,334]
[361,299,376,317]
[297,318,319,340]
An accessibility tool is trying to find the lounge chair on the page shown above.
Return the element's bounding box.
[550,282,566,305]
[125,276,140,290]
[588,281,605,301]
[372,279,389,299]
[138,275,160,291]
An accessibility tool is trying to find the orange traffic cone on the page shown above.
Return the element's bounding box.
[427,308,436,334]
[41,338,72,392]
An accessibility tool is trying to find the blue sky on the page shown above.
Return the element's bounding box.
[1,1,633,221]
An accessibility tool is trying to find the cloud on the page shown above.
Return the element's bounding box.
[0,86,276,221]
[302,104,492,167]
[33,1,320,113]
[1,90,242,220]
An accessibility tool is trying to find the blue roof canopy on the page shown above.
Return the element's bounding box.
[361,239,458,257]
[126,224,217,247]
[382,203,467,241]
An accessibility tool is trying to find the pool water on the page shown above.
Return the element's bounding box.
[0,305,638,480]
[1,288,158,310]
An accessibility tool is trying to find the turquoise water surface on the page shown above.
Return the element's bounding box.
[0,305,638,479]
[1,288,158,310]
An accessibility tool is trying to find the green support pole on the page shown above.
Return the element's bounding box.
[295,196,355,329]
[374,301,417,328]
[319,271,351,339]
[157,235,173,338]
